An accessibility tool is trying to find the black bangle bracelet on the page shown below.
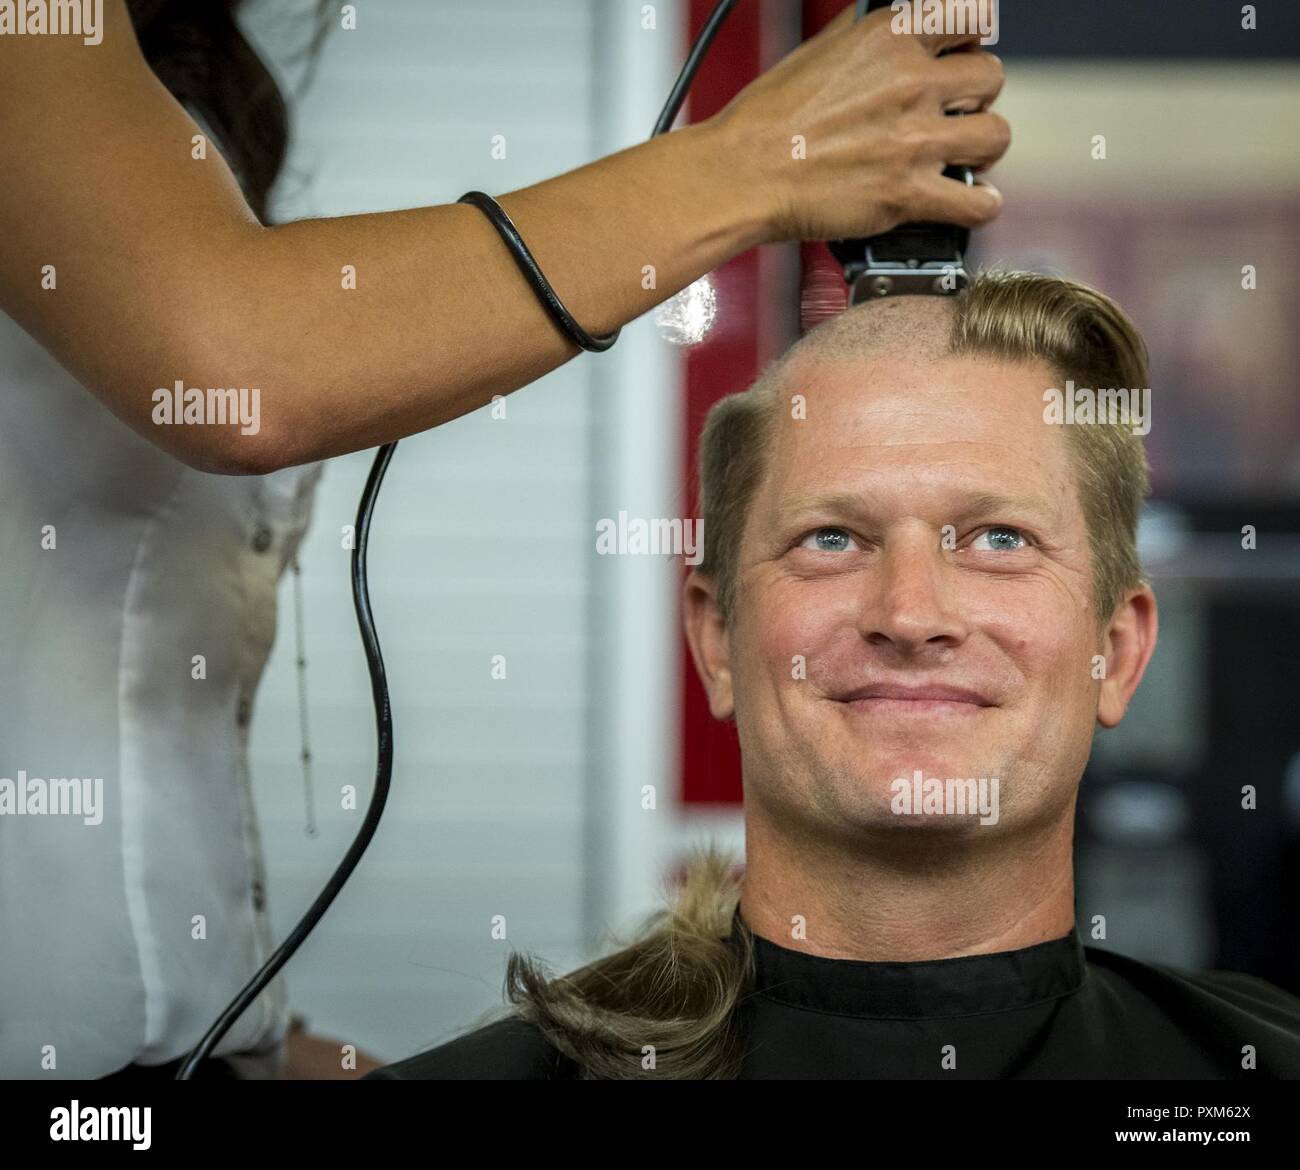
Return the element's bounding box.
[458,190,620,353]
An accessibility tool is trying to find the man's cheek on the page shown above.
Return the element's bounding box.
[767,623,837,696]
[730,620,789,706]
[767,589,851,677]
[1032,638,1102,725]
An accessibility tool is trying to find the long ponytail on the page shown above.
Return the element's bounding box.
[502,845,756,1079]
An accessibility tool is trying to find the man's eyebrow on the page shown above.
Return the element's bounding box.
[770,489,1059,528]
[955,491,1060,524]
[771,490,871,527]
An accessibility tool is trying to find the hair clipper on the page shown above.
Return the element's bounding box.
[828,0,975,302]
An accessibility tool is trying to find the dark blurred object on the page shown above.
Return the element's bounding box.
[992,0,1299,58]
[1079,499,1300,994]
[1076,773,1210,970]
[1195,595,1300,994]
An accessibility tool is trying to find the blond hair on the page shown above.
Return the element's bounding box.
[502,846,752,1078]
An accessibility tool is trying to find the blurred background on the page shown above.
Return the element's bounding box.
[240,0,1300,1066]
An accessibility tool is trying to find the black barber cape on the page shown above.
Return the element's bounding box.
[365,924,1300,1079]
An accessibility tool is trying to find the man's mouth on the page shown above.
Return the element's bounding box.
[833,681,996,718]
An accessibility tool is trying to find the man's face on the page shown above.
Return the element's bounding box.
[708,351,1120,842]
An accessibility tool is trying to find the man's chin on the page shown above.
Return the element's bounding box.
[831,755,1005,830]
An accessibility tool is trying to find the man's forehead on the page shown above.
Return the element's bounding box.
[779,350,1060,445]
[760,349,1076,518]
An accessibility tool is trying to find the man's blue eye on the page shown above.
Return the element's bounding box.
[801,527,855,552]
[971,526,1026,552]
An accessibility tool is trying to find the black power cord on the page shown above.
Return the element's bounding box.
[177,443,396,1079]
[176,0,742,1079]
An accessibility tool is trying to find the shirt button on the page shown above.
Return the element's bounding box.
[236,696,252,727]
[251,524,273,554]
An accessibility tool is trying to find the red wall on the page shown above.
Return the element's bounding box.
[679,1,850,804]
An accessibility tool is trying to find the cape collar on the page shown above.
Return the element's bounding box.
[736,911,1087,1020]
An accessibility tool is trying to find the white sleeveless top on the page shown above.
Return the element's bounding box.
[0,308,322,1076]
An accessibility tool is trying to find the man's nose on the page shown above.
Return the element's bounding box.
[858,530,969,653]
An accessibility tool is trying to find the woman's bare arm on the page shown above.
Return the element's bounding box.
[0,1,1007,474]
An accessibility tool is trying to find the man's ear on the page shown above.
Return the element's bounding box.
[1097,585,1158,728]
[682,570,735,721]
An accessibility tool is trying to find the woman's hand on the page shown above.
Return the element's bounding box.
[707,0,1009,243]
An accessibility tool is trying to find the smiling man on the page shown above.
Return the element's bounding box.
[688,274,1155,975]
[369,271,1300,1080]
